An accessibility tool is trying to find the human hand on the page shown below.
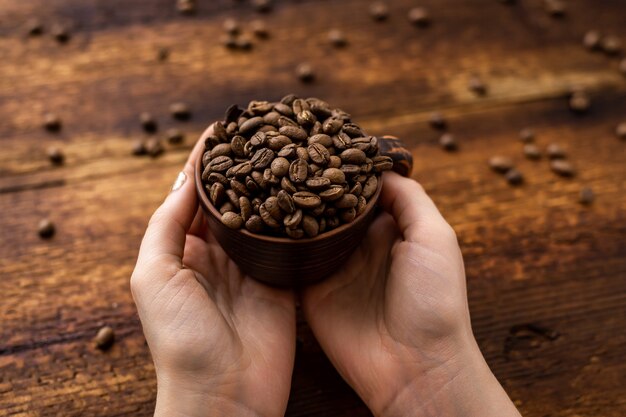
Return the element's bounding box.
[301,173,521,417]
[130,129,296,417]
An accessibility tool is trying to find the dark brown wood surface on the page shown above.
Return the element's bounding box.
[1,0,625,416]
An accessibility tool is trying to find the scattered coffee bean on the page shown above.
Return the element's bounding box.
[579,187,594,205]
[328,29,347,47]
[94,326,115,350]
[177,0,196,15]
[252,0,272,13]
[140,112,157,133]
[408,7,430,27]
[170,102,191,121]
[132,139,147,156]
[38,219,55,239]
[157,47,170,61]
[43,113,62,132]
[468,76,487,96]
[550,159,575,177]
[47,147,65,165]
[236,35,253,50]
[569,91,590,113]
[523,143,541,160]
[616,123,626,140]
[221,34,238,49]
[439,133,458,151]
[546,143,566,159]
[223,18,240,35]
[519,128,535,143]
[429,112,446,130]
[51,24,70,43]
[222,212,243,229]
[369,2,389,21]
[505,169,523,185]
[146,138,164,158]
[296,63,315,83]
[251,20,269,38]
[601,36,622,56]
[583,30,602,51]
[544,0,566,17]
[488,156,514,173]
[166,128,185,144]
[26,19,43,36]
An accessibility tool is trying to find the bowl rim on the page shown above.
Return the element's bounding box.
[194,149,383,244]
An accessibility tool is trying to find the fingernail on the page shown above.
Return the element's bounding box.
[171,171,186,191]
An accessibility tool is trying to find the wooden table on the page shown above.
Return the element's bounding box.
[1,0,625,415]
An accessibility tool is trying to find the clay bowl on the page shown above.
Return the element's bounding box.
[195,135,412,287]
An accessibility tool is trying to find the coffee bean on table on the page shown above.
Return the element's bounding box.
[505,169,523,185]
[523,144,541,160]
[132,139,147,156]
[429,112,446,130]
[579,187,594,205]
[569,91,590,113]
[26,19,43,36]
[544,0,566,17]
[236,36,253,50]
[488,156,514,173]
[157,47,170,61]
[519,128,535,143]
[45,146,65,166]
[51,24,70,43]
[146,138,164,157]
[601,36,622,56]
[468,76,487,96]
[38,219,55,239]
[166,128,185,144]
[170,102,191,120]
[296,63,315,83]
[550,159,575,177]
[43,113,62,132]
[177,0,196,14]
[583,30,602,51]
[140,112,157,133]
[94,326,115,350]
[546,143,566,159]
[223,18,240,35]
[369,2,389,21]
[252,0,272,13]
[408,7,430,27]
[616,123,626,140]
[439,133,458,151]
[328,29,347,47]
[251,20,269,38]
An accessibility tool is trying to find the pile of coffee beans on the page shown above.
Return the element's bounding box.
[200,95,393,238]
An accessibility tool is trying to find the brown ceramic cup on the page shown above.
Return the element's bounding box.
[195,135,412,287]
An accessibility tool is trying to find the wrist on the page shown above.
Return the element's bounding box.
[378,341,521,417]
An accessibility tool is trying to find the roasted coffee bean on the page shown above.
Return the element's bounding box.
[277,190,296,214]
[550,159,575,177]
[277,115,299,128]
[43,113,62,132]
[289,159,308,183]
[231,179,251,197]
[322,168,346,184]
[231,136,247,157]
[468,76,487,96]
[296,63,315,83]
[208,172,228,186]
[328,29,347,47]
[222,212,243,230]
[341,124,364,138]
[132,140,147,156]
[270,157,290,177]
[263,168,280,185]
[283,209,303,228]
[328,155,342,168]
[205,135,221,150]
[263,111,281,126]
[319,185,345,202]
[211,121,228,142]
[322,117,344,135]
[248,100,273,115]
[245,215,264,233]
[616,123,626,140]
[335,193,358,209]
[429,112,447,130]
[284,227,303,239]
[296,215,317,237]
[166,128,185,144]
[146,138,164,157]
[47,147,65,165]
[293,192,322,209]
[360,159,374,174]
[308,143,331,165]
[545,0,566,17]
[170,102,191,120]
[523,144,542,160]
[340,208,357,223]
[94,326,115,350]
[369,2,389,21]
[25,18,44,36]
[210,143,232,158]
[362,176,378,199]
[332,108,351,121]
[279,126,308,142]
[308,134,334,148]
[356,196,367,216]
[488,156,514,173]
[570,92,590,113]
[240,117,265,135]
[252,0,272,13]
[280,176,297,194]
[38,219,55,239]
[140,112,157,133]
[332,132,352,150]
[318,218,327,233]
[278,143,298,159]
[209,155,234,172]
[250,131,268,147]
[177,0,196,14]
[280,94,298,105]
[601,36,622,55]
[372,156,394,173]
[297,110,317,127]
[251,170,267,189]
[250,148,274,169]
[272,103,293,118]
[306,177,331,191]
[546,143,566,159]
[225,105,243,125]
[408,7,430,27]
[326,216,340,230]
[251,197,263,212]
[519,128,535,143]
[308,203,326,217]
[292,99,310,115]
[439,133,458,151]
[324,207,337,217]
[349,182,363,196]
[268,135,292,151]
[505,169,523,186]
[583,30,602,51]
[226,189,241,207]
[210,183,226,206]
[239,197,253,221]
[220,202,236,214]
[51,24,70,43]
[264,196,283,220]
[260,204,281,228]
[340,148,367,164]
[579,187,594,205]
[340,164,360,176]
[245,175,260,193]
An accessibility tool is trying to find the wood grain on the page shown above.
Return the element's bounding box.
[0,0,625,416]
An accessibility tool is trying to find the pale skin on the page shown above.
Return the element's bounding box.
[130,127,522,417]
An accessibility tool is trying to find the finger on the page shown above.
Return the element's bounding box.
[136,127,210,268]
[379,172,453,243]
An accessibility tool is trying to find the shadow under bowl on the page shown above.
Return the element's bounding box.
[195,152,383,287]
